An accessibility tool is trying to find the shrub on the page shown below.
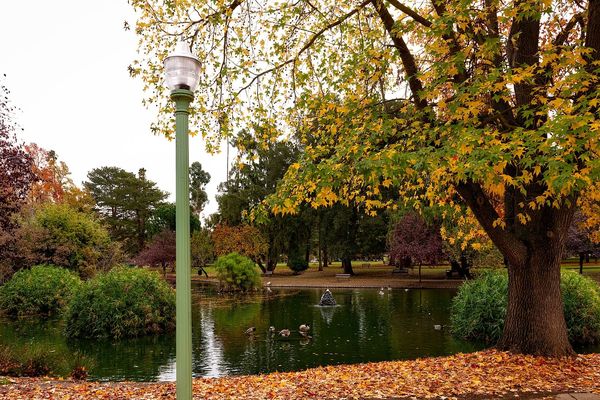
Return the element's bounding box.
[64,267,175,339]
[288,257,308,274]
[0,265,81,317]
[450,270,600,346]
[561,272,600,345]
[214,253,261,292]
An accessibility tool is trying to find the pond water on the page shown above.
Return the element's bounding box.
[1,285,483,381]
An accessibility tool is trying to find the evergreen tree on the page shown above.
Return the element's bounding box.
[189,161,211,219]
[84,167,167,254]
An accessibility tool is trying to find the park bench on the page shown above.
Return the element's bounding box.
[335,273,351,279]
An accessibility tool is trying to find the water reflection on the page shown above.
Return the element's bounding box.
[0,286,490,381]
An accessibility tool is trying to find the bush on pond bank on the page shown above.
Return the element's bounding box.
[0,265,81,317]
[0,344,91,379]
[65,267,175,339]
[451,270,600,346]
[214,252,261,292]
[288,257,309,274]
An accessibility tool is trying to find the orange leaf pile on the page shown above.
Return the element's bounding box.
[1,350,599,399]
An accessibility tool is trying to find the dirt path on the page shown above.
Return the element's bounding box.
[260,268,464,289]
[173,264,467,289]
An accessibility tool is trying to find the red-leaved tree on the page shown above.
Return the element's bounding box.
[0,78,37,280]
[388,213,444,270]
[134,229,176,276]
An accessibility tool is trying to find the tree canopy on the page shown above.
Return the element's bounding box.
[389,212,444,268]
[15,203,118,278]
[84,166,167,254]
[134,228,176,274]
[25,143,74,204]
[0,78,36,280]
[132,0,600,356]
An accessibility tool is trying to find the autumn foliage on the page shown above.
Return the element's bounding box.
[0,82,36,280]
[2,350,600,399]
[212,224,268,270]
[131,0,600,355]
[388,213,444,268]
[134,229,176,274]
[24,143,73,204]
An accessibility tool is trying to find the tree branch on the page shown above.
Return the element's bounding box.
[386,0,432,28]
[236,0,371,95]
[507,2,542,109]
[371,0,428,110]
[585,0,600,61]
[483,0,518,128]
[455,181,528,265]
[553,13,584,47]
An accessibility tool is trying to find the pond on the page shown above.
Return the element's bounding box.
[1,285,483,381]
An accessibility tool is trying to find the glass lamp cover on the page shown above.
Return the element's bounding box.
[164,42,201,91]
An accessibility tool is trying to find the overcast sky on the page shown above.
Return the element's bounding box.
[0,0,228,219]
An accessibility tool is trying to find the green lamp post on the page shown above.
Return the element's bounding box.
[164,41,201,400]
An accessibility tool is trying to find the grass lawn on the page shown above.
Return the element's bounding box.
[150,257,600,287]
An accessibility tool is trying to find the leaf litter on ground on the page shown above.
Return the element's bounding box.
[0,350,599,399]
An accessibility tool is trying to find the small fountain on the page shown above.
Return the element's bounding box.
[318,289,337,306]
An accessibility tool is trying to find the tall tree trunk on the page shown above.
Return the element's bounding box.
[305,224,312,265]
[256,259,267,274]
[318,213,323,271]
[579,252,585,275]
[266,233,278,272]
[498,244,573,356]
[136,211,145,253]
[323,243,328,268]
[340,207,359,275]
[342,257,354,275]
[457,182,575,356]
[318,246,323,271]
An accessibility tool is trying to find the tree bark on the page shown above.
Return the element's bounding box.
[136,212,145,253]
[266,233,278,272]
[342,257,354,275]
[498,244,574,356]
[340,207,359,275]
[580,253,585,275]
[457,181,575,356]
[256,259,267,274]
[318,213,323,271]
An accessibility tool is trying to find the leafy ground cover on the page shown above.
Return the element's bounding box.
[1,350,599,399]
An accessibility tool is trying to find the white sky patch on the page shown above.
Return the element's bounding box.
[0,0,230,220]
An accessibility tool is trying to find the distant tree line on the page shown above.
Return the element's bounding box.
[1,79,597,283]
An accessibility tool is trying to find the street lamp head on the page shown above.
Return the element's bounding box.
[164,41,201,92]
